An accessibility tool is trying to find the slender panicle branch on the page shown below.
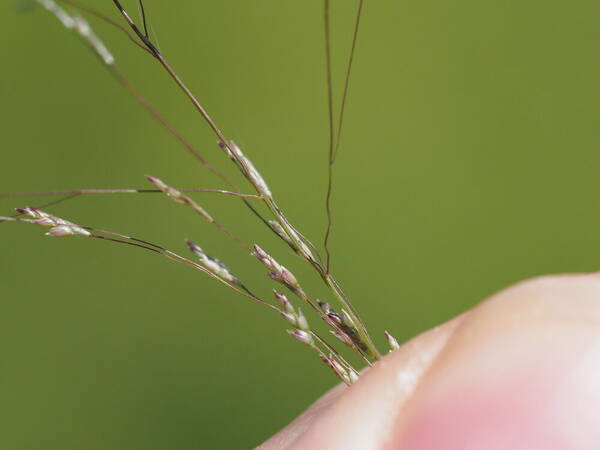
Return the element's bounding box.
[147,176,248,249]
[3,206,359,382]
[1,208,275,310]
[0,188,262,199]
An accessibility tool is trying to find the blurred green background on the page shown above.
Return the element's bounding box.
[1,0,600,448]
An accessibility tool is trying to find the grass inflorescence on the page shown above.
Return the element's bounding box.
[2,0,400,385]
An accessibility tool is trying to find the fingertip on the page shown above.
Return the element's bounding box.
[391,274,600,449]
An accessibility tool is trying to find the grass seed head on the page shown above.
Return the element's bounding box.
[280,311,299,327]
[253,244,300,290]
[268,220,293,246]
[273,290,295,314]
[16,207,90,237]
[318,301,332,314]
[287,329,314,348]
[384,331,401,351]
[219,141,272,198]
[46,224,91,237]
[330,330,354,348]
[340,309,356,328]
[147,176,214,223]
[186,240,241,286]
[295,308,309,331]
[348,368,360,383]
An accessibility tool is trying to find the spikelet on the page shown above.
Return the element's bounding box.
[384,331,401,351]
[15,207,91,237]
[252,245,300,291]
[186,240,241,287]
[147,176,214,223]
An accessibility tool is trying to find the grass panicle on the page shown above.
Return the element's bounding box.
[3,0,385,384]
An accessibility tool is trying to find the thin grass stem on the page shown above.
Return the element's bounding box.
[0,188,262,199]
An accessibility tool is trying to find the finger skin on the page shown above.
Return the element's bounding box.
[259,274,600,450]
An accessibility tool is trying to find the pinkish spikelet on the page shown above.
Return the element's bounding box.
[348,369,360,383]
[384,331,401,351]
[280,311,298,327]
[330,330,354,348]
[273,291,294,314]
[46,225,91,237]
[185,239,241,286]
[253,245,300,290]
[16,207,90,237]
[287,329,314,348]
[295,308,309,331]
